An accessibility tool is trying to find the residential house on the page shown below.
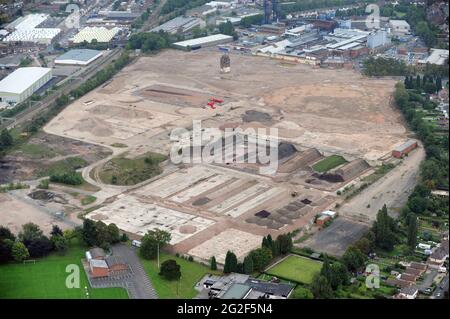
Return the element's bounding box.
[395,286,419,299]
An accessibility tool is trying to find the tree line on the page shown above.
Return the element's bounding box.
[218,233,294,275]
[0,224,69,263]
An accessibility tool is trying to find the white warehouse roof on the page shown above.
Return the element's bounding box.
[2,14,60,44]
[420,48,449,65]
[389,20,410,28]
[0,67,52,95]
[55,49,103,65]
[173,34,233,48]
[72,27,121,43]
[6,14,48,31]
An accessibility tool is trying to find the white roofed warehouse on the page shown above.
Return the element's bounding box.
[54,49,103,66]
[0,67,52,104]
[173,34,233,50]
[71,27,121,44]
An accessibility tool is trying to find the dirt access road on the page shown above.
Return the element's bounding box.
[339,144,426,222]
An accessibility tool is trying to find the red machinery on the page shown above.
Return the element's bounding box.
[206,97,223,110]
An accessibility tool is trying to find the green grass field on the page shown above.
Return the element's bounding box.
[265,255,322,284]
[312,155,348,173]
[0,240,128,299]
[97,152,167,186]
[141,253,220,299]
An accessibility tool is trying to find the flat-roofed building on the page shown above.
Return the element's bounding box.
[392,139,418,158]
[419,48,449,66]
[0,67,52,104]
[173,34,233,50]
[55,49,103,66]
[72,26,121,44]
[151,16,205,34]
[389,20,410,36]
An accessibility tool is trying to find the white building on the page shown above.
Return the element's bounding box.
[151,16,205,34]
[389,20,410,36]
[419,48,449,66]
[3,14,60,44]
[367,30,390,49]
[54,49,103,66]
[173,34,233,49]
[0,67,52,104]
[71,27,121,44]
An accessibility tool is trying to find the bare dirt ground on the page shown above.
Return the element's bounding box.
[0,132,112,184]
[45,49,406,161]
[39,49,415,261]
[0,191,78,234]
[339,145,426,222]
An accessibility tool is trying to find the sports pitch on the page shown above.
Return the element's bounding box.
[265,255,322,284]
[0,241,128,299]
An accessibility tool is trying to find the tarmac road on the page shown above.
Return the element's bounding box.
[433,275,449,299]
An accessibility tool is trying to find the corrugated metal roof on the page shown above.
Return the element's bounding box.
[394,139,417,152]
[173,34,233,47]
[0,67,52,95]
[55,49,102,62]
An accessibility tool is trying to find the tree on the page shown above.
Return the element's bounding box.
[11,242,29,262]
[249,247,272,272]
[0,226,15,241]
[353,237,372,255]
[224,251,238,273]
[329,262,349,290]
[159,259,181,280]
[0,239,14,263]
[243,255,254,274]
[342,246,366,273]
[140,234,158,260]
[408,196,428,214]
[210,256,217,271]
[0,129,13,147]
[291,287,314,299]
[107,223,121,244]
[51,234,68,253]
[373,204,397,251]
[277,234,293,255]
[320,255,333,284]
[50,225,63,237]
[81,219,98,246]
[18,223,43,246]
[26,236,53,258]
[407,213,418,251]
[310,274,333,299]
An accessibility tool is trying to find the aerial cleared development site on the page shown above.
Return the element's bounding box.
[0,0,448,308]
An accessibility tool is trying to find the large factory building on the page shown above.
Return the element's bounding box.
[0,67,52,104]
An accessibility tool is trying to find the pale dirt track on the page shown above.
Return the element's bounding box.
[339,144,426,222]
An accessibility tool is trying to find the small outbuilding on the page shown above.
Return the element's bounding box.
[392,139,418,158]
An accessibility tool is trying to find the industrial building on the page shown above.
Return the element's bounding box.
[367,30,391,49]
[389,20,410,36]
[71,27,121,44]
[54,49,103,66]
[173,34,233,50]
[419,48,449,66]
[151,16,205,34]
[2,13,60,44]
[0,67,52,104]
[392,139,418,158]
